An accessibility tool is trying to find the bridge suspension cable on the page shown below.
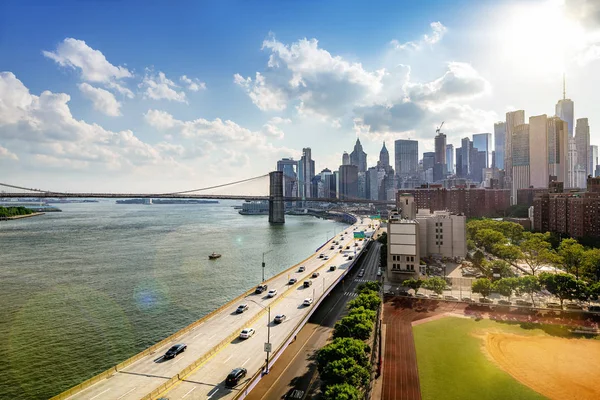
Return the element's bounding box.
[157,174,270,195]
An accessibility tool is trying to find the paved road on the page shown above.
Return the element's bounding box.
[70,219,377,400]
[245,241,383,400]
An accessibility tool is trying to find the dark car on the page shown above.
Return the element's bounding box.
[329,265,337,271]
[255,284,267,294]
[312,272,320,278]
[303,280,312,288]
[163,344,186,359]
[225,367,247,387]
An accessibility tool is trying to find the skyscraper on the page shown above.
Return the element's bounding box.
[422,152,435,171]
[473,133,492,168]
[528,115,549,188]
[434,131,447,165]
[339,164,358,200]
[556,76,574,137]
[512,123,530,202]
[350,138,368,172]
[446,144,454,174]
[505,110,526,182]
[590,145,598,177]
[494,122,506,170]
[342,151,350,166]
[575,118,590,181]
[366,166,386,201]
[394,139,418,176]
[276,158,298,202]
[378,142,390,171]
[297,148,315,199]
[568,137,578,188]
[459,137,471,178]
[547,116,569,185]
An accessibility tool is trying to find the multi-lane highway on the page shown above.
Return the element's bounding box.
[246,240,383,400]
[68,219,377,400]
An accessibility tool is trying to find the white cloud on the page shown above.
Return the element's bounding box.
[140,70,187,102]
[234,72,288,111]
[391,22,447,50]
[78,83,122,116]
[180,75,207,92]
[0,145,18,160]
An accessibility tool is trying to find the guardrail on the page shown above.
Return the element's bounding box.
[234,238,372,400]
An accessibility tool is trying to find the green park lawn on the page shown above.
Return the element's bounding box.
[413,317,548,400]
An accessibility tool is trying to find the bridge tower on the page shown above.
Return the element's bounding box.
[269,171,285,224]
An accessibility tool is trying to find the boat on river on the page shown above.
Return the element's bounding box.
[209,252,222,260]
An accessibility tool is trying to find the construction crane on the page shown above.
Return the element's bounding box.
[436,121,444,135]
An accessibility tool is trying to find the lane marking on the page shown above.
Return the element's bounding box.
[89,388,111,400]
[192,332,202,339]
[241,357,251,367]
[181,386,196,399]
[116,387,137,400]
[224,355,233,363]
[173,356,185,365]
[207,388,219,399]
[208,333,217,340]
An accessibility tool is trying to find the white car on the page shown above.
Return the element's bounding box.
[303,298,313,306]
[268,289,277,298]
[445,295,459,301]
[239,328,255,339]
[415,293,428,298]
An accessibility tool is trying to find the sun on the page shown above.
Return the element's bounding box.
[496,0,586,77]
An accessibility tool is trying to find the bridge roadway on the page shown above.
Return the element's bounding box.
[69,219,377,400]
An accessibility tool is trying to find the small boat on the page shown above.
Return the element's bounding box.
[209,252,221,260]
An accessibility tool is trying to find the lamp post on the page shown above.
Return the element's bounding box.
[262,249,273,283]
[249,299,271,374]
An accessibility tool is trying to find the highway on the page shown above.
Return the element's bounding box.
[245,241,383,400]
[68,219,377,400]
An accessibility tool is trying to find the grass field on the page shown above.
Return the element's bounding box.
[413,317,550,400]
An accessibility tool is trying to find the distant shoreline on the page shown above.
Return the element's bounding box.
[0,212,45,221]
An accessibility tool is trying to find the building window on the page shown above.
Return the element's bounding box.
[440,241,443,245]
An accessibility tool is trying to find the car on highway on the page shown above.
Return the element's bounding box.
[330,246,335,250]
[255,284,267,294]
[239,328,255,339]
[288,278,297,285]
[348,255,354,260]
[312,272,320,278]
[268,289,278,298]
[303,280,312,288]
[323,256,329,260]
[236,304,249,313]
[226,367,247,387]
[274,314,287,323]
[344,231,348,234]
[354,243,358,247]
[319,254,324,258]
[358,269,365,277]
[377,270,382,276]
[565,303,583,310]
[346,246,350,249]
[329,265,337,271]
[588,305,600,312]
[338,245,343,249]
[298,266,306,272]
[303,298,313,306]
[163,344,186,359]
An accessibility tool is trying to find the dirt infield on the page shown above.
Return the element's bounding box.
[485,333,600,400]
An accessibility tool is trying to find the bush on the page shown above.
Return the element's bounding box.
[320,357,370,387]
[317,337,370,373]
[356,281,381,294]
[333,313,374,340]
[348,291,381,311]
[323,383,361,400]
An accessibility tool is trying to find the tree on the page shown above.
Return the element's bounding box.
[493,244,522,265]
[422,277,446,295]
[516,275,541,306]
[321,357,370,387]
[333,314,374,340]
[356,281,381,294]
[323,383,361,400]
[402,278,423,295]
[519,233,558,275]
[488,260,516,278]
[558,238,585,279]
[581,248,600,282]
[538,273,577,307]
[348,292,381,311]
[472,278,493,298]
[492,278,519,301]
[471,250,486,269]
[474,229,507,253]
[317,338,370,373]
[348,306,376,322]
[588,282,600,301]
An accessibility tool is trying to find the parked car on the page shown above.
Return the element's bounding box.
[415,293,428,298]
[444,295,459,301]
[461,297,475,303]
[565,303,583,310]
[298,266,306,272]
[163,344,186,359]
[329,265,337,271]
[303,298,313,306]
[312,272,320,278]
[588,305,600,312]
[479,298,494,304]
[239,328,255,339]
[303,280,312,288]
[429,294,441,300]
[398,290,410,297]
[546,302,561,309]
[498,300,512,306]
[274,314,287,323]
[515,299,533,307]
[288,278,297,285]
[236,304,249,313]
[225,368,247,387]
[268,289,278,298]
[377,270,382,276]
[255,284,267,294]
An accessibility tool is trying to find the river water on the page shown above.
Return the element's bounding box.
[0,201,347,399]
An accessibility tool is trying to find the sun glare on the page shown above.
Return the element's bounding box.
[497,0,586,76]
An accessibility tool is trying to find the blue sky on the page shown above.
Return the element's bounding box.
[0,0,599,192]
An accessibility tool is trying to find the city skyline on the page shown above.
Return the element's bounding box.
[1,0,600,192]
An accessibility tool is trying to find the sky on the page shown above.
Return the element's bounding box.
[1,0,599,193]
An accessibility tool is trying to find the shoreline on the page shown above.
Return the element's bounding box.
[0,212,45,221]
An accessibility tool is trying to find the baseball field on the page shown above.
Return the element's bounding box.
[413,316,600,400]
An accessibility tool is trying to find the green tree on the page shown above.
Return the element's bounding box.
[347,306,377,322]
[588,282,600,301]
[519,232,558,275]
[348,292,381,311]
[474,229,507,253]
[581,248,600,282]
[488,260,516,278]
[472,278,493,298]
[557,238,585,279]
[317,337,370,373]
[323,383,361,400]
[492,277,519,301]
[321,357,370,387]
[493,244,522,265]
[422,277,446,295]
[333,313,374,340]
[538,272,577,308]
[516,275,541,306]
[402,278,424,295]
[356,281,381,294]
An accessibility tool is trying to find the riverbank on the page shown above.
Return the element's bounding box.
[0,212,45,221]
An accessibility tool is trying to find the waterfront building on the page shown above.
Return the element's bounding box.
[277,158,298,202]
[494,122,506,170]
[339,164,358,200]
[297,148,315,199]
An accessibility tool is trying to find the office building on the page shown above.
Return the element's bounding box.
[556,77,574,137]
[505,110,526,183]
[446,144,454,174]
[494,122,506,170]
[387,194,420,282]
[529,115,549,188]
[575,118,590,185]
[297,148,315,199]
[591,145,598,177]
[323,172,337,199]
[512,123,530,203]
[342,151,350,166]
[350,138,368,173]
[276,158,298,202]
[339,164,358,200]
[423,152,435,172]
[395,139,419,176]
[366,166,386,201]
[456,137,471,178]
[473,133,492,168]
[416,209,467,259]
[568,137,578,188]
[378,142,391,171]
[547,116,569,185]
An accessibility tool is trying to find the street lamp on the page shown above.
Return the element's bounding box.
[249,299,272,375]
[262,249,273,283]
